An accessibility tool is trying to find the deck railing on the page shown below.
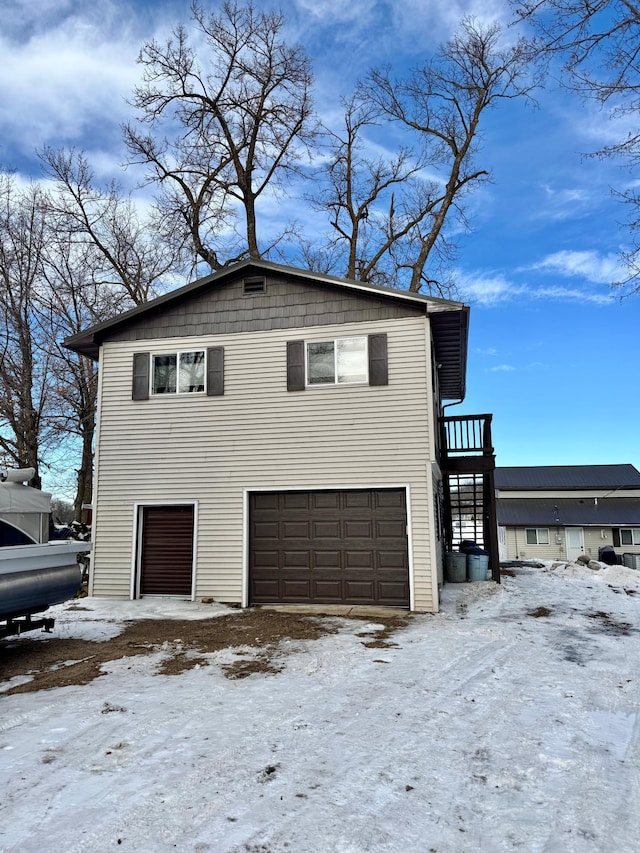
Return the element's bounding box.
[440,413,494,459]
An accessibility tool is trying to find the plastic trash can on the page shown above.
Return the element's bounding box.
[467,554,489,581]
[445,552,467,583]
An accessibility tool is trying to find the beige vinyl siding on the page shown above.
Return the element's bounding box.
[504,525,640,562]
[589,528,640,559]
[584,527,612,559]
[506,527,566,562]
[92,316,437,610]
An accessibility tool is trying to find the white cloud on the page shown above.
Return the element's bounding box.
[294,0,376,26]
[457,268,616,306]
[530,285,614,304]
[529,250,624,284]
[391,0,511,47]
[457,272,529,305]
[577,101,638,149]
[0,8,144,160]
[293,0,511,46]
[289,0,515,107]
[533,184,592,221]
[0,1,189,171]
[488,363,516,372]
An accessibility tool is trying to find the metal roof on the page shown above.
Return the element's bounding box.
[497,497,640,527]
[64,258,469,400]
[495,464,640,491]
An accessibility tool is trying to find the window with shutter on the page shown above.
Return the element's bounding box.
[133,349,224,398]
[287,334,389,390]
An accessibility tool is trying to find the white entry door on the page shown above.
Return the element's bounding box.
[565,527,585,562]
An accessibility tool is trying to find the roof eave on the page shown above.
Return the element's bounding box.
[429,306,469,401]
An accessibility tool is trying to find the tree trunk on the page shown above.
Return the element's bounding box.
[74,425,94,522]
[245,193,260,259]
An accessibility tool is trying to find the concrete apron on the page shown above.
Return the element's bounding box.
[255,604,408,618]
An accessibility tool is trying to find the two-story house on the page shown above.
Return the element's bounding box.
[65,260,497,612]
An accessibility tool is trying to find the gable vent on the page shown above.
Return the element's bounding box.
[243,276,266,295]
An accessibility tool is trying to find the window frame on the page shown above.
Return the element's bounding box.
[525,527,550,545]
[620,528,640,546]
[151,349,206,396]
[304,336,369,387]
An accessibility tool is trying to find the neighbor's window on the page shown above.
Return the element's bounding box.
[620,528,640,545]
[306,337,368,386]
[152,351,205,394]
[525,527,549,545]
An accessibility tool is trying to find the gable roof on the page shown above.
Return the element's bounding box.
[495,464,640,491]
[64,258,470,400]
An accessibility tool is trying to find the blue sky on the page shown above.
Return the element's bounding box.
[2,0,639,479]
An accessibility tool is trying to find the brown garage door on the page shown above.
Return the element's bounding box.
[249,489,409,607]
[139,505,194,596]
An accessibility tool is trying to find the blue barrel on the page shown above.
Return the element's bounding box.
[445,553,467,583]
[467,554,489,581]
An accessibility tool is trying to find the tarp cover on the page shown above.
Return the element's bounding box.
[0,482,51,515]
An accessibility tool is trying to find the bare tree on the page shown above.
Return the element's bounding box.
[37,236,114,519]
[360,19,534,293]
[514,0,640,294]
[41,147,182,306]
[309,96,431,286]
[123,1,316,270]
[0,174,56,488]
[514,0,640,106]
[39,147,185,515]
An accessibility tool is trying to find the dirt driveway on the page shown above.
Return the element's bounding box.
[1,606,409,695]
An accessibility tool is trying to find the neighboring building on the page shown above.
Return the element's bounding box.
[495,465,640,563]
[65,260,497,612]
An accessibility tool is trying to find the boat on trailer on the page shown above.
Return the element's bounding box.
[0,468,88,638]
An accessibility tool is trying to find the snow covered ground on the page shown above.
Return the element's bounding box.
[1,561,639,853]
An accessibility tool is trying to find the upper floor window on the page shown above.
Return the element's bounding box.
[526,527,549,545]
[306,337,368,386]
[152,351,205,394]
[621,528,640,545]
[286,333,387,392]
[133,347,224,400]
